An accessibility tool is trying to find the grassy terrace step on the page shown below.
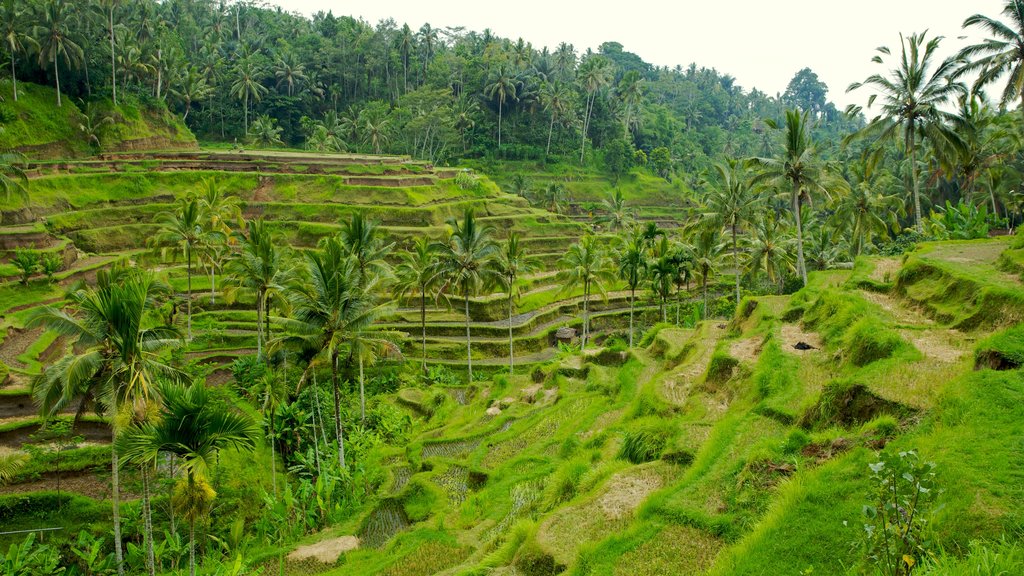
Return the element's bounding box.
[0,415,110,448]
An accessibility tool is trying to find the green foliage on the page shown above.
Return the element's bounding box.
[619,423,670,464]
[916,538,1023,576]
[973,323,1024,370]
[541,458,590,508]
[854,449,939,576]
[1,533,65,576]
[704,350,740,386]
[40,253,62,283]
[11,249,39,285]
[925,200,991,240]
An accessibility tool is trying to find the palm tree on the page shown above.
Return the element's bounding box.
[434,209,501,382]
[485,65,518,151]
[394,237,438,375]
[230,57,268,134]
[171,65,213,122]
[946,94,1009,215]
[340,213,393,284]
[117,381,258,576]
[152,196,209,341]
[1,0,37,102]
[273,52,306,97]
[617,228,646,346]
[351,325,400,424]
[0,447,28,484]
[754,109,833,286]
[228,218,289,359]
[746,215,795,294]
[538,182,568,214]
[616,70,644,138]
[846,32,965,233]
[30,267,180,576]
[701,159,762,304]
[34,0,84,107]
[578,57,612,163]
[558,235,611,350]
[93,0,120,105]
[596,189,634,231]
[286,237,387,470]
[498,233,540,375]
[959,1,1024,122]
[198,178,240,305]
[691,230,724,318]
[248,114,284,147]
[647,236,678,323]
[831,164,903,256]
[540,81,572,157]
[0,152,28,202]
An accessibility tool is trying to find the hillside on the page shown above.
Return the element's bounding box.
[0,150,1021,575]
[0,81,196,158]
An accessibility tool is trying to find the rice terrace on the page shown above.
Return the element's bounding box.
[0,0,1023,575]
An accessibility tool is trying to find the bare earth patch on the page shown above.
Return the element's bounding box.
[661,324,725,405]
[779,323,822,352]
[729,337,762,364]
[860,290,932,326]
[288,536,360,564]
[869,258,902,283]
[598,468,663,520]
[900,329,966,363]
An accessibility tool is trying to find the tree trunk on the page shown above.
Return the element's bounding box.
[210,268,216,305]
[465,293,473,382]
[54,55,62,107]
[189,516,196,576]
[508,288,515,375]
[112,448,124,576]
[733,226,740,305]
[546,112,555,158]
[497,99,503,152]
[793,186,808,286]
[331,353,346,469]
[269,404,277,496]
[10,56,16,102]
[256,290,263,358]
[142,465,155,576]
[702,277,709,319]
[186,245,193,340]
[910,131,923,233]
[359,353,365,424]
[628,286,635,347]
[110,10,116,106]
[420,289,427,375]
[581,280,589,351]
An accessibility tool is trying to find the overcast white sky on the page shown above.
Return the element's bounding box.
[268,0,1004,110]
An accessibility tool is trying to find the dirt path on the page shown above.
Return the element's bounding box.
[859,290,932,326]
[0,327,44,369]
[287,536,360,563]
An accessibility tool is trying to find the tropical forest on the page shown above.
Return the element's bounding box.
[0,0,1023,574]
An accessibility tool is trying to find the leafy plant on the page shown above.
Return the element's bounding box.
[925,200,991,240]
[11,248,39,285]
[1,532,66,575]
[855,449,939,576]
[40,253,62,283]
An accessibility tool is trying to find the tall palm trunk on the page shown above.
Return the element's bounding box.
[793,185,808,286]
[185,245,193,340]
[112,448,124,576]
[358,354,365,424]
[109,10,116,105]
[909,131,923,233]
[142,466,155,576]
[209,267,216,305]
[702,276,709,319]
[546,112,555,157]
[330,353,346,469]
[188,473,196,576]
[508,290,514,375]
[255,290,264,358]
[732,226,740,305]
[420,289,427,375]
[497,98,503,151]
[268,404,277,495]
[628,287,635,347]
[465,292,473,382]
[54,55,62,107]
[581,279,589,350]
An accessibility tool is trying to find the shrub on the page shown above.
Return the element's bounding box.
[846,318,907,366]
[11,249,39,285]
[542,459,589,508]
[704,351,739,386]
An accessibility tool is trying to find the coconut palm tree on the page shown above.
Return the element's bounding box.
[596,189,634,231]
[746,215,795,294]
[285,237,388,469]
[273,51,306,97]
[171,65,213,122]
[959,1,1024,122]
[247,114,284,148]
[117,381,258,576]
[152,196,209,341]
[433,209,501,382]
[340,213,393,285]
[230,56,268,134]
[1,0,38,102]
[0,152,28,202]
[617,228,646,346]
[498,232,540,375]
[485,65,518,151]
[846,32,965,233]
[691,230,724,318]
[578,56,612,163]
[394,237,439,375]
[831,165,903,256]
[227,218,290,359]
[0,447,28,484]
[540,81,572,157]
[198,178,241,305]
[93,0,120,105]
[558,235,612,350]
[34,0,84,107]
[701,159,762,304]
[754,109,834,286]
[647,237,678,324]
[30,267,181,576]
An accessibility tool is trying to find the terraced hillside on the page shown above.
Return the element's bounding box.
[0,151,694,475]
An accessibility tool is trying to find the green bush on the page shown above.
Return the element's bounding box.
[619,425,670,464]
[846,317,907,366]
[704,350,739,386]
[542,459,589,508]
